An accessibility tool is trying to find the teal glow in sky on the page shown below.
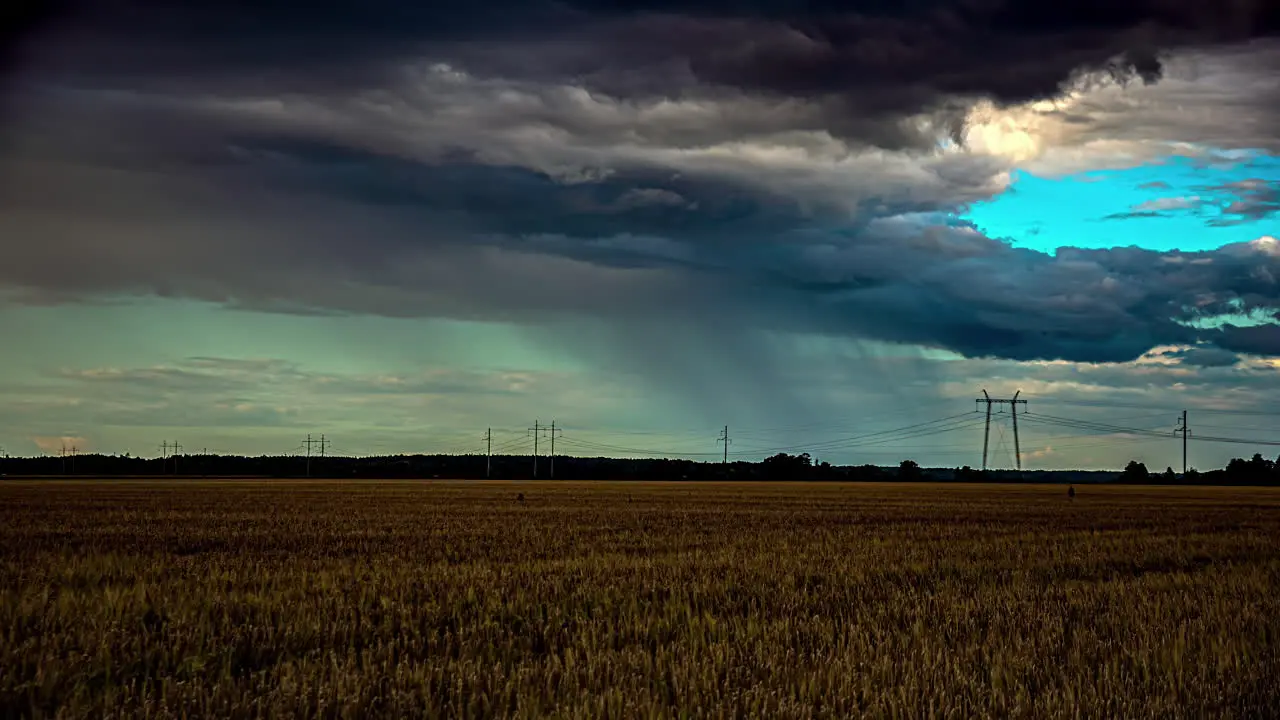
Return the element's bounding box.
[965,154,1280,254]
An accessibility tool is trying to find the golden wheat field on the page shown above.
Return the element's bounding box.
[2,480,1278,719]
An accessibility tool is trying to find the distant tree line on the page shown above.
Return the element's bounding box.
[3,450,1280,485]
[1119,453,1280,486]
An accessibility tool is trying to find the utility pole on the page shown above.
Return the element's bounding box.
[303,434,329,477]
[548,421,564,479]
[159,440,170,474]
[485,428,492,479]
[717,426,731,464]
[975,390,1027,471]
[60,442,78,474]
[528,421,545,478]
[1011,397,1021,472]
[171,442,182,475]
[1175,411,1189,474]
[981,393,991,471]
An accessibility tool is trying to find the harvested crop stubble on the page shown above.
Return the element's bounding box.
[2,480,1279,718]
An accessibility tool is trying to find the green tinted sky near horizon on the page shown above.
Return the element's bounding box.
[4,295,1278,472]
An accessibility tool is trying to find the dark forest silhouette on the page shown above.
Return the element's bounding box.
[3,451,1280,485]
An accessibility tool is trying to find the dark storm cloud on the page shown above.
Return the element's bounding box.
[3,4,1280,369]
[234,137,811,249]
[10,0,1280,145]
[1211,323,1280,356]
[5,109,1279,366]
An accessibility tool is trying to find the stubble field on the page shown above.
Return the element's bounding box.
[2,480,1278,718]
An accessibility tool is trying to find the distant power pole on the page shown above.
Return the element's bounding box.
[171,442,183,475]
[548,421,564,479]
[61,442,78,474]
[975,390,1027,471]
[528,421,545,478]
[159,440,169,474]
[303,434,329,477]
[1175,410,1189,474]
[717,426,731,464]
[485,428,492,478]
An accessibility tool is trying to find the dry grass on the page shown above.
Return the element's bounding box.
[2,480,1278,718]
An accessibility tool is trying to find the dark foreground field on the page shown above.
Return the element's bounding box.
[2,481,1278,718]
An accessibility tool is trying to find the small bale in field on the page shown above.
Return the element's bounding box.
[1068,485,1076,499]
[517,492,525,503]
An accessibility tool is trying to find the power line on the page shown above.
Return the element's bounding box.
[742,413,980,457]
[788,416,987,454]
[554,436,722,458]
[1020,413,1174,439]
[1033,397,1280,417]
[555,413,986,462]
[1193,420,1279,431]
[491,436,533,454]
[717,425,730,465]
[1024,411,1280,448]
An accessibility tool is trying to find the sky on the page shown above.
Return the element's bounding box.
[1,0,1279,470]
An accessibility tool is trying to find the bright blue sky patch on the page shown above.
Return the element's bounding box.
[964,154,1280,254]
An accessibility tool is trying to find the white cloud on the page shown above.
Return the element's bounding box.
[1134,196,1203,211]
[940,44,1280,175]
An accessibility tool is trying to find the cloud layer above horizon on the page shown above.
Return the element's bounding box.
[1,0,1279,465]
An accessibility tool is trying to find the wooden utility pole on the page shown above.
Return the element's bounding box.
[548,421,563,479]
[1175,411,1189,474]
[485,428,492,479]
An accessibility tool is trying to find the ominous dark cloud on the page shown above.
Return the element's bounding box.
[3,113,1279,365]
[8,0,1280,145]
[2,1,1279,376]
[1212,322,1280,357]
